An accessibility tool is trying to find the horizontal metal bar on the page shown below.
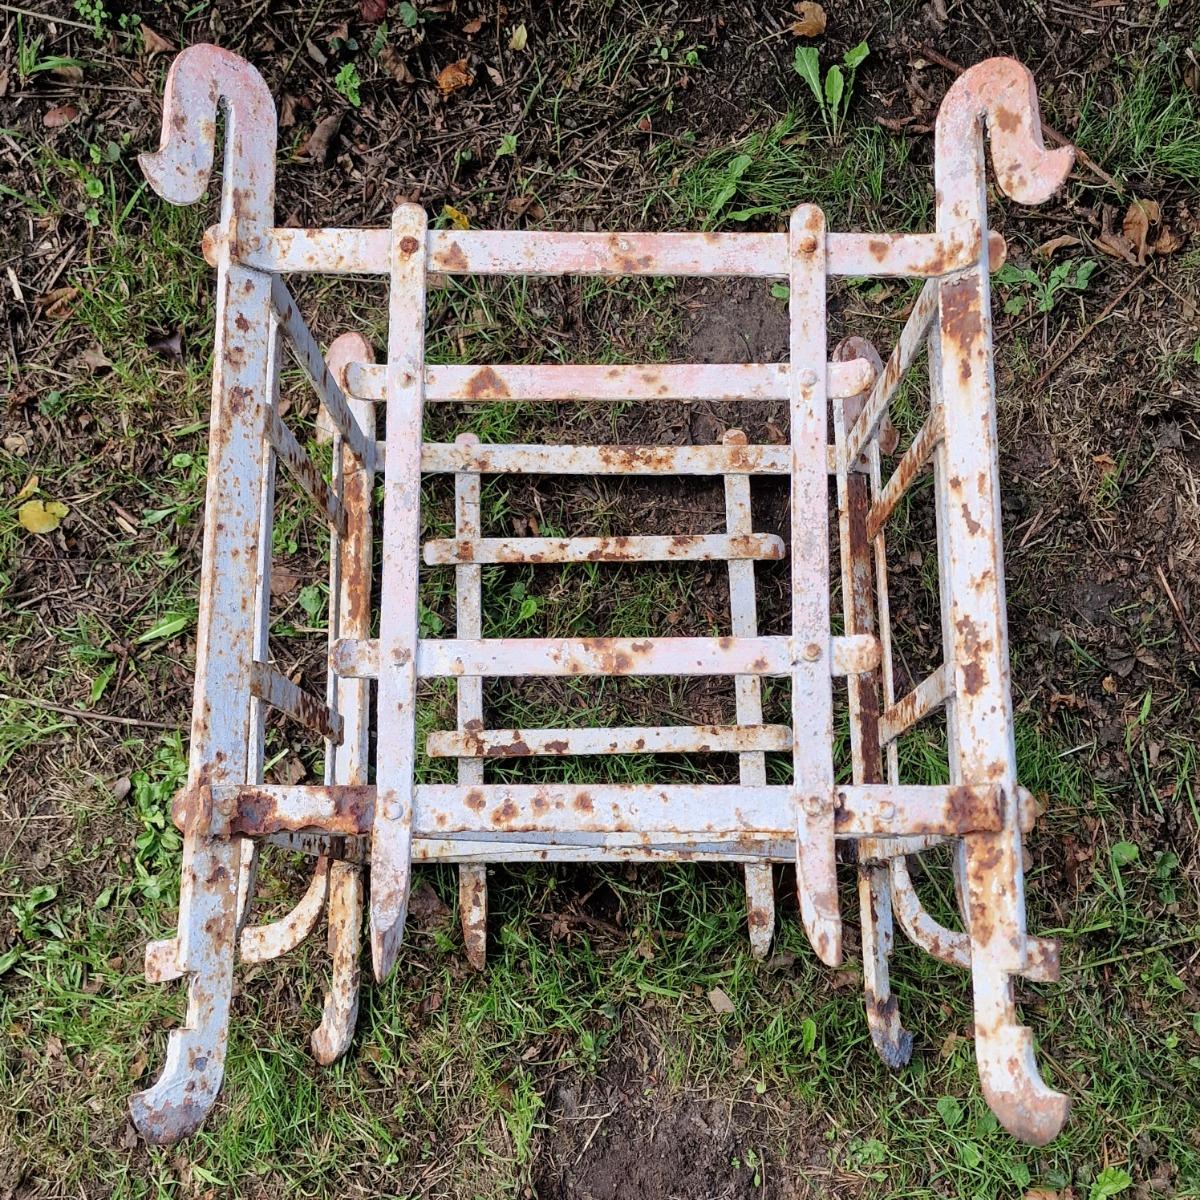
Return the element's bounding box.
[331,634,881,679]
[414,441,843,476]
[345,361,874,404]
[425,722,793,758]
[249,661,344,744]
[265,407,347,536]
[236,225,987,279]
[269,276,373,466]
[866,407,944,540]
[879,663,952,745]
[215,781,1004,840]
[844,279,939,466]
[422,533,784,566]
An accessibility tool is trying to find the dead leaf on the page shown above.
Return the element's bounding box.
[147,329,183,362]
[302,112,343,164]
[14,474,38,502]
[636,114,652,133]
[43,103,79,129]
[18,499,69,534]
[279,92,300,129]
[82,345,113,373]
[50,64,83,85]
[790,2,826,36]
[306,39,327,67]
[1034,234,1081,258]
[509,22,528,51]
[505,195,545,221]
[1095,230,1138,265]
[361,0,388,19]
[4,432,30,456]
[408,880,450,926]
[39,286,78,319]
[419,989,443,1015]
[140,24,174,56]
[1153,225,1184,256]
[1122,198,1160,264]
[463,16,484,34]
[441,204,470,230]
[378,44,414,83]
[707,986,735,1014]
[436,58,474,95]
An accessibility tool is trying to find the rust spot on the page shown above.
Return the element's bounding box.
[440,240,469,271]
[573,791,594,813]
[868,238,890,262]
[960,503,983,537]
[399,235,419,255]
[993,105,1020,135]
[464,366,511,401]
[544,739,569,753]
[227,385,253,417]
[465,789,485,812]
[960,659,985,696]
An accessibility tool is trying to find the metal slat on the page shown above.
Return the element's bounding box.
[265,407,348,536]
[426,723,793,758]
[422,533,784,566]
[331,634,881,680]
[249,661,344,743]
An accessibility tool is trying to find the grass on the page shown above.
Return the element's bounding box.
[3,10,1200,1200]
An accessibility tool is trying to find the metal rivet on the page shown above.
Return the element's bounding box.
[796,233,819,254]
[798,369,819,389]
[803,641,822,662]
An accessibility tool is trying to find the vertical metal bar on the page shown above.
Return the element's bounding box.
[788,205,840,967]
[832,338,912,1067]
[455,432,489,970]
[934,58,1072,1143]
[129,255,274,1146]
[370,204,429,981]
[312,331,376,1062]
[722,429,774,959]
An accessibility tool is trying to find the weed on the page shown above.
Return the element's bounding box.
[128,733,187,900]
[996,258,1099,315]
[334,62,362,108]
[793,41,870,142]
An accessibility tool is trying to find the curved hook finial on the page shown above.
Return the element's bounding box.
[139,44,277,237]
[935,57,1074,219]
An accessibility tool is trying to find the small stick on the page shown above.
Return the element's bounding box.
[1032,266,1150,390]
[1155,564,1200,656]
[915,42,1123,193]
[0,692,179,731]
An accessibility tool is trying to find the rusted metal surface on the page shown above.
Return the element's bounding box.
[331,634,882,679]
[134,44,1073,1147]
[423,533,784,566]
[349,360,875,404]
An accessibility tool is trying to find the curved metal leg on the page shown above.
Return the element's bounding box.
[240,859,330,962]
[859,863,913,1067]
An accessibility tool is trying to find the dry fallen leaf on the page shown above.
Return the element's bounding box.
[278,92,301,129]
[360,0,388,20]
[1122,197,1160,263]
[441,204,470,230]
[302,112,343,164]
[140,24,174,56]
[1095,230,1138,265]
[14,473,38,502]
[462,16,484,34]
[790,2,827,36]
[509,22,528,51]
[147,329,183,362]
[379,44,414,83]
[1034,234,1081,258]
[707,986,735,1015]
[436,58,474,95]
[82,345,113,373]
[18,499,69,535]
[1153,225,1184,256]
[3,432,31,456]
[39,286,78,319]
[43,103,79,129]
[505,195,545,221]
[50,64,83,85]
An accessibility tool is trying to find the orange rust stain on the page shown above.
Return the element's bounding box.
[399,235,419,255]
[464,366,511,401]
[573,791,594,813]
[440,240,469,271]
[993,106,1020,135]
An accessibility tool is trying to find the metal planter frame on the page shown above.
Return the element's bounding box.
[129,45,1075,1146]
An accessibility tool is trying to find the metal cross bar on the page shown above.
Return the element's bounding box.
[126,44,1075,1148]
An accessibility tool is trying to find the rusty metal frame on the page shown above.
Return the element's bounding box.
[128,45,1074,1146]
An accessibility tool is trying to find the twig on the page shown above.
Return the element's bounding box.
[0,692,179,731]
[1155,564,1200,655]
[0,2,96,31]
[914,42,1123,193]
[1031,265,1150,390]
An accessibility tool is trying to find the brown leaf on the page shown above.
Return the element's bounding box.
[408,880,451,926]
[1122,198,1159,264]
[1034,234,1081,258]
[1095,230,1138,265]
[140,24,174,56]
[43,103,79,129]
[147,329,183,362]
[378,44,414,83]
[462,16,484,33]
[4,432,31,456]
[790,1,827,36]
[301,112,343,165]
[436,58,474,95]
[39,286,78,319]
[707,986,735,1014]
[419,989,443,1015]
[50,64,83,85]
[1153,225,1184,256]
[82,345,113,374]
[361,0,388,19]
[278,92,300,129]
[505,195,545,221]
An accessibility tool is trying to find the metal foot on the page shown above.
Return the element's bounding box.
[859,864,913,1068]
[312,860,364,1064]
